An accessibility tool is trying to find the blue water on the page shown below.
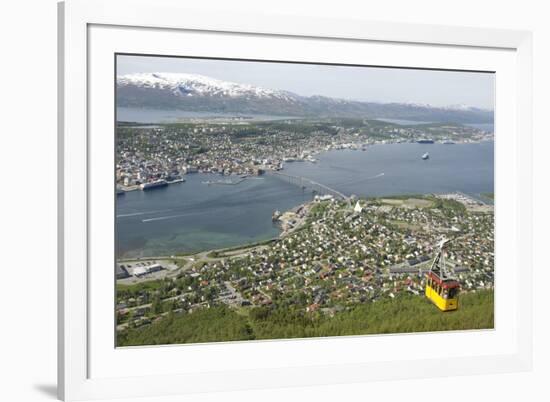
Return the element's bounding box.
[117,107,296,123]
[283,141,494,197]
[376,118,433,125]
[116,142,494,257]
[116,174,312,258]
[377,118,494,133]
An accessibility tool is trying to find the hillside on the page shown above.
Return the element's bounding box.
[117,289,494,346]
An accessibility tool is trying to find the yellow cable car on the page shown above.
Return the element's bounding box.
[425,238,460,311]
[425,272,460,311]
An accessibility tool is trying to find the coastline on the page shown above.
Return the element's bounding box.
[116,140,494,258]
[116,188,494,344]
[116,190,493,282]
[117,138,494,194]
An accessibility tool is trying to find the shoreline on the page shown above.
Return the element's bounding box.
[117,139,495,193]
[116,190,492,268]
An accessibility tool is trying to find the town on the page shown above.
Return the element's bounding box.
[116,192,494,336]
[116,118,493,190]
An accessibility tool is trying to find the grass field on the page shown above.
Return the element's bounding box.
[117,289,494,347]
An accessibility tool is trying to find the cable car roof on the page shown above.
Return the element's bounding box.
[427,271,460,288]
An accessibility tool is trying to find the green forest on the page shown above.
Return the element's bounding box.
[117,290,494,347]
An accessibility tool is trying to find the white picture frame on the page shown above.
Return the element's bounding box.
[58,0,533,400]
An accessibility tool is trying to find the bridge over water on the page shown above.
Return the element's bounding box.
[269,171,350,203]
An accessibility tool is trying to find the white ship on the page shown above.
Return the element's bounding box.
[140,179,168,190]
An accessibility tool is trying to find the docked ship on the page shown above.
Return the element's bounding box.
[422,152,430,160]
[140,179,168,190]
[417,139,435,144]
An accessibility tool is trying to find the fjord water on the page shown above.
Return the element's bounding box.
[283,141,494,198]
[117,174,311,258]
[117,107,296,123]
[116,141,494,258]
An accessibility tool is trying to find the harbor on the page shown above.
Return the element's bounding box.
[116,141,494,258]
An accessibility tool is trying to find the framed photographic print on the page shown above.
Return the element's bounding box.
[58,0,533,400]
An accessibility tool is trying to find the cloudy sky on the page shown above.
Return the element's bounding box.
[117,55,495,110]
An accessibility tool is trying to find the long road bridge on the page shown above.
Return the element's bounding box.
[269,171,350,203]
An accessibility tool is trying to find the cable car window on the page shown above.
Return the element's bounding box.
[448,287,459,298]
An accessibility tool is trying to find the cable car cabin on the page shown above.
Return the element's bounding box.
[425,271,460,311]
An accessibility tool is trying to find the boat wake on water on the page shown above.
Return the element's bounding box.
[117,209,172,218]
[142,210,212,223]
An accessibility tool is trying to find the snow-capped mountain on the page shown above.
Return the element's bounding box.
[440,103,485,112]
[117,72,493,123]
[383,101,488,113]
[117,73,298,101]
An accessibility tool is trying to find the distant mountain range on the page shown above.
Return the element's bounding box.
[116,73,494,124]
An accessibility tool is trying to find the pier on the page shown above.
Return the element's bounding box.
[270,171,349,203]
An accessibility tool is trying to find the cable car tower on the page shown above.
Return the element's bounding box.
[425,238,460,311]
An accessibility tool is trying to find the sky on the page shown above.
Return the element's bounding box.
[117,55,495,110]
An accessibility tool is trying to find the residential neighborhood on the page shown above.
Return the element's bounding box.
[116,192,494,333]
